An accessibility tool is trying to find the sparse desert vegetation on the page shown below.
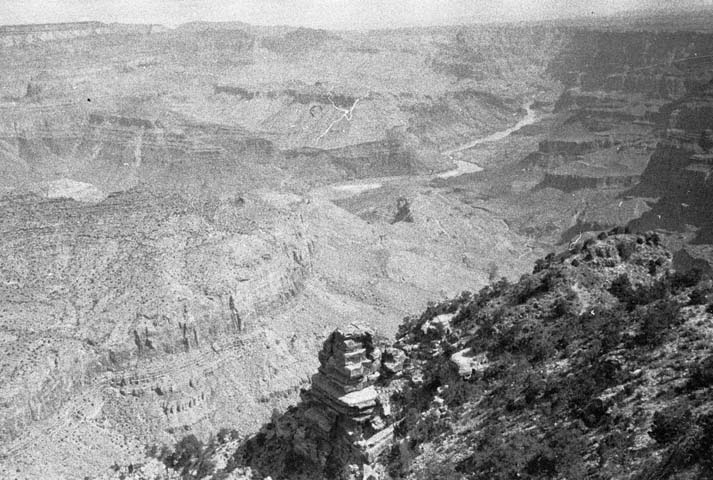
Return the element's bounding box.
[1,7,713,479]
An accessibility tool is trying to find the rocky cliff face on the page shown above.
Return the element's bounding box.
[549,30,713,97]
[639,83,713,193]
[0,188,316,477]
[629,80,713,242]
[547,30,713,156]
[127,231,713,480]
[240,325,394,479]
[0,104,280,194]
[0,22,163,47]
[503,28,713,248]
[537,172,640,193]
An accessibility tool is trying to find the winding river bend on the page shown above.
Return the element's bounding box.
[318,101,541,197]
[436,101,539,179]
[442,101,538,156]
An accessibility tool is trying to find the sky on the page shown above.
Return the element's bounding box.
[0,0,711,30]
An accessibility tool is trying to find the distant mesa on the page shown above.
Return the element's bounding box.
[0,22,105,34]
[0,22,165,47]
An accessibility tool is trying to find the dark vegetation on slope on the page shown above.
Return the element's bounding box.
[388,230,713,480]
[148,230,713,480]
[8,16,713,479]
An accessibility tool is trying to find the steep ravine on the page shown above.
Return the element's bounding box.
[113,231,713,480]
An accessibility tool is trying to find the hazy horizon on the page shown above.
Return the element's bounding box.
[1,0,712,30]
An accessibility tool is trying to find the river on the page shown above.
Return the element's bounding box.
[442,101,538,156]
[316,101,540,197]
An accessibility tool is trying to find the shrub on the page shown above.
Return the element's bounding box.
[457,426,588,480]
[608,226,631,236]
[515,271,557,304]
[523,328,558,363]
[609,274,635,306]
[616,241,636,261]
[168,434,203,467]
[533,253,555,274]
[159,434,216,479]
[696,413,713,476]
[635,300,682,346]
[610,274,673,311]
[524,452,557,476]
[688,355,713,390]
[689,288,709,306]
[650,405,692,444]
[643,412,713,478]
[669,268,705,292]
[217,428,240,444]
[580,398,609,428]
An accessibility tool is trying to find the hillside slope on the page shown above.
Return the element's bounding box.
[117,230,713,480]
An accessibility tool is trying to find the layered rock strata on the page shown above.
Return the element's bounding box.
[0,22,163,47]
[629,80,713,241]
[104,232,713,479]
[245,324,398,479]
[0,189,316,478]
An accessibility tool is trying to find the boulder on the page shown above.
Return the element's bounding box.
[421,313,454,338]
[450,348,488,378]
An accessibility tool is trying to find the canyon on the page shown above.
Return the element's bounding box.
[0,10,713,480]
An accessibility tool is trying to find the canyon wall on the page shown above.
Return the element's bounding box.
[629,80,713,241]
[549,30,713,97]
[141,233,713,480]
[0,22,164,48]
[0,189,316,475]
[538,172,640,193]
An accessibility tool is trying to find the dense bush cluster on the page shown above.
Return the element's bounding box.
[650,404,692,444]
[395,233,713,480]
[146,428,241,480]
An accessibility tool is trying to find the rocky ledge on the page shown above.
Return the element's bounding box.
[107,231,713,479]
[240,324,399,479]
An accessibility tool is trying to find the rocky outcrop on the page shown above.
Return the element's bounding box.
[136,232,713,480]
[538,138,609,155]
[537,172,640,193]
[242,324,396,479]
[214,85,360,109]
[300,326,391,464]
